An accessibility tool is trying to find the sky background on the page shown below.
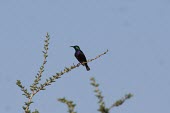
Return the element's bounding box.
[0,0,170,113]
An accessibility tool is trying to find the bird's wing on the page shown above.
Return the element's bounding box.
[75,51,87,65]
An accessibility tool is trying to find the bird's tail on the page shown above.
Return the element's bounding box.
[85,64,90,71]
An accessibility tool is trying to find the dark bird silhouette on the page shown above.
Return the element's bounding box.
[70,45,90,71]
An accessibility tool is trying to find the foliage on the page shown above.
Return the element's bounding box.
[58,78,132,113]
[90,77,132,113]
[16,33,110,113]
[58,98,77,113]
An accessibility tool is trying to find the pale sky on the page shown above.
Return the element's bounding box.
[0,0,170,113]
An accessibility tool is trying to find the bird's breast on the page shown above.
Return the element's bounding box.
[75,51,81,56]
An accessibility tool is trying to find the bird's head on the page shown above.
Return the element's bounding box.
[70,45,80,50]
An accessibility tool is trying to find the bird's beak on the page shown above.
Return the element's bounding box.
[70,46,74,47]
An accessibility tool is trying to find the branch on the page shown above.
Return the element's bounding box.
[90,77,109,113]
[36,49,109,92]
[30,32,50,92]
[58,97,77,113]
[90,77,133,113]
[108,93,133,111]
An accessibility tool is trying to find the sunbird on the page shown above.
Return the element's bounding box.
[70,45,90,71]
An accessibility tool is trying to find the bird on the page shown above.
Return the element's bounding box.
[70,45,90,71]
